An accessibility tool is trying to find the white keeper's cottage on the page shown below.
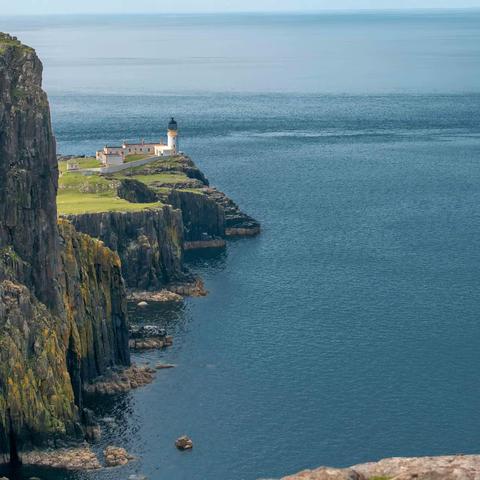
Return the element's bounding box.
[96,118,179,167]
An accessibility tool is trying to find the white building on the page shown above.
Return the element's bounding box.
[96,146,124,166]
[96,118,179,166]
[66,159,80,171]
[167,117,178,154]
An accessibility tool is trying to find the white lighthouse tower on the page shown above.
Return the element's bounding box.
[167,117,178,154]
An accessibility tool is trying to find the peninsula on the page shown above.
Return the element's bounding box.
[0,31,259,469]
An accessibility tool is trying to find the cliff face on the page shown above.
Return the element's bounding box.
[0,33,61,311]
[203,187,261,237]
[167,190,225,243]
[0,34,130,456]
[65,207,188,291]
[59,220,130,401]
[0,281,79,455]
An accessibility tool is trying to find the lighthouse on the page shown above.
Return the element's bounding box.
[167,117,178,154]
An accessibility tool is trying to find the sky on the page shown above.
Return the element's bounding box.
[2,0,480,15]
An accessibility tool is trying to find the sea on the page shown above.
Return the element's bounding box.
[1,10,480,480]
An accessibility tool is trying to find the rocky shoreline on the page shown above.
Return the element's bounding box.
[280,454,480,480]
[19,445,136,471]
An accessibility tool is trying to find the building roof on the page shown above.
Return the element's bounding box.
[168,117,178,131]
[123,142,163,147]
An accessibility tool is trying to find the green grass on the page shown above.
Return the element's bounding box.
[110,157,199,190]
[56,154,203,215]
[57,172,162,215]
[59,157,101,173]
[0,33,34,54]
[57,193,161,215]
[125,154,153,162]
[121,172,190,185]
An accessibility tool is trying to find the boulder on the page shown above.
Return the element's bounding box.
[103,446,135,467]
[175,436,193,451]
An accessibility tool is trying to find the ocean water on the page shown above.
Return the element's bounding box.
[1,11,480,480]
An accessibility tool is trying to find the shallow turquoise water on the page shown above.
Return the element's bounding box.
[1,12,480,480]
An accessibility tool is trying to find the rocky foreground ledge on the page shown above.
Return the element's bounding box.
[280,454,480,480]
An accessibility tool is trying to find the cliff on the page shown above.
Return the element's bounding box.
[64,206,189,291]
[166,189,225,246]
[0,33,61,312]
[0,33,130,457]
[59,220,130,400]
[59,154,260,290]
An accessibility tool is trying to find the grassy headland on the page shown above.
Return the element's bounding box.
[57,155,204,215]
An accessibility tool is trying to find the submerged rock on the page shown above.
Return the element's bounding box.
[130,325,167,339]
[156,363,176,369]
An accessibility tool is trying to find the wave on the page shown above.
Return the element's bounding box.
[227,128,475,140]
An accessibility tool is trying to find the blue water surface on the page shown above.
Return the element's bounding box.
[1,11,480,480]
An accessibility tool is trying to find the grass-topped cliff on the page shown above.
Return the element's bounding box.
[0,33,33,54]
[57,156,203,215]
[57,155,216,290]
[58,153,259,291]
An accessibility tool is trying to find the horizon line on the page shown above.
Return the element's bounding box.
[3,7,480,16]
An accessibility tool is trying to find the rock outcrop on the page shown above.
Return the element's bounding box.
[281,455,480,480]
[0,33,130,457]
[117,179,158,204]
[204,187,261,236]
[64,207,189,290]
[167,189,226,246]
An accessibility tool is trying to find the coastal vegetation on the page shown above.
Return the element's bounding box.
[57,172,162,214]
[57,156,204,215]
[125,153,151,162]
[0,32,33,53]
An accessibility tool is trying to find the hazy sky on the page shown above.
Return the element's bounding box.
[2,0,480,15]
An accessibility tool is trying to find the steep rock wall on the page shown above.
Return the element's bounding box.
[166,190,225,243]
[59,220,130,402]
[0,34,130,455]
[0,280,79,455]
[0,33,61,312]
[64,207,188,291]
